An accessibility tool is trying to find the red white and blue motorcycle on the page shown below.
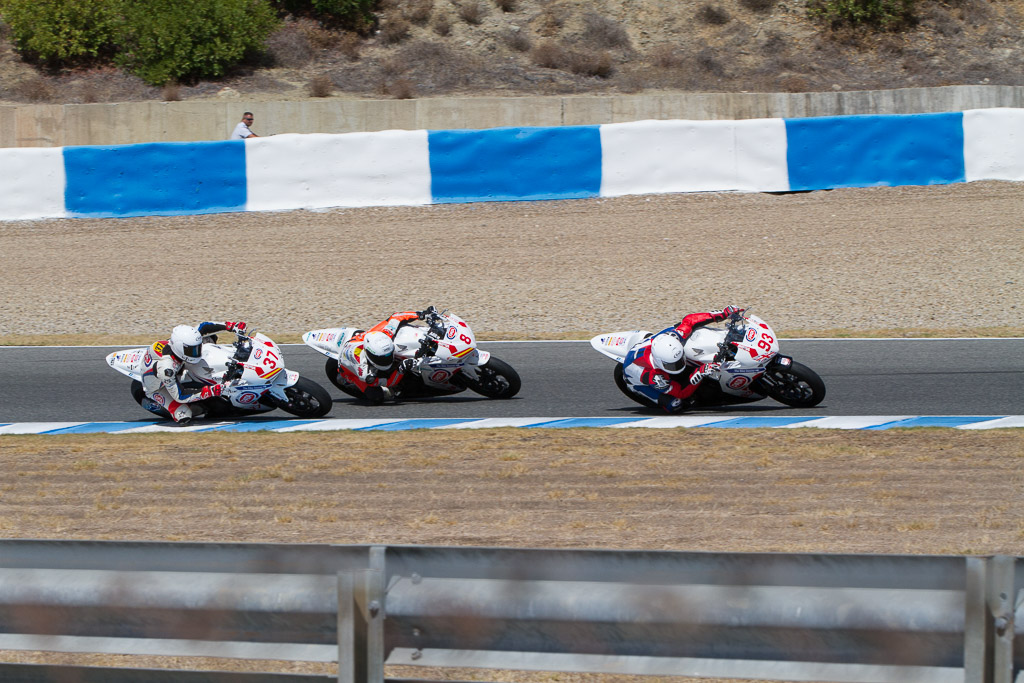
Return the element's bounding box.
[591,308,826,411]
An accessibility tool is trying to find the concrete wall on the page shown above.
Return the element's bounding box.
[7,109,1023,221]
[2,85,1024,148]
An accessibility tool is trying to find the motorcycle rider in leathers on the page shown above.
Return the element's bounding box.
[621,306,742,412]
[335,310,427,403]
[138,321,248,424]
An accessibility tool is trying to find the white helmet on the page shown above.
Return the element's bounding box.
[363,331,395,371]
[169,325,204,364]
[651,333,686,373]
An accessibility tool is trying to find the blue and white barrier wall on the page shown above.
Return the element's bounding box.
[2,108,1023,221]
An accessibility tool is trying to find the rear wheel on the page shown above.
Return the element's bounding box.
[465,357,521,399]
[130,380,146,407]
[277,376,333,418]
[613,364,660,410]
[325,358,364,399]
[761,361,826,408]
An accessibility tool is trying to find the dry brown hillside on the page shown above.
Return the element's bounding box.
[1,0,1023,106]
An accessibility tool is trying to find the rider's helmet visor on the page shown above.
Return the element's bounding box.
[661,356,685,373]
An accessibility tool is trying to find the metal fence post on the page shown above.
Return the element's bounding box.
[965,556,988,683]
[337,570,357,683]
[338,546,386,683]
[964,555,1018,683]
[359,546,386,683]
[987,555,1015,683]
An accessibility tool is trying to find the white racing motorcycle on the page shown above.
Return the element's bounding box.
[106,330,333,421]
[591,308,826,411]
[303,306,521,401]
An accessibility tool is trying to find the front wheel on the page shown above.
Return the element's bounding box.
[465,357,521,399]
[277,376,333,418]
[761,360,826,408]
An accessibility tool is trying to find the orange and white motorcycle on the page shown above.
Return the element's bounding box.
[303,307,521,401]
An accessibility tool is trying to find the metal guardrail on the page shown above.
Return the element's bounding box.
[0,541,1019,682]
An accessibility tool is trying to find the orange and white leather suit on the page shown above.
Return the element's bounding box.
[336,311,420,402]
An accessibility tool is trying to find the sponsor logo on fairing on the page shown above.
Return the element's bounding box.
[253,348,263,360]
[728,376,750,389]
[430,369,451,383]
[236,392,260,405]
[446,327,457,339]
[746,328,757,341]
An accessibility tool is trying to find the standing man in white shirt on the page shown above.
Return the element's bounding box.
[230,112,258,139]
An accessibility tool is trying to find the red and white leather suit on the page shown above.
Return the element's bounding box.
[621,309,735,412]
[137,322,244,422]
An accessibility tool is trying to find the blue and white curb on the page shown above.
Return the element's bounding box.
[1,416,1022,434]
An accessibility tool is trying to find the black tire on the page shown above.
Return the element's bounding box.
[130,380,146,407]
[613,364,660,410]
[325,358,364,399]
[465,357,521,399]
[277,376,333,418]
[762,360,826,408]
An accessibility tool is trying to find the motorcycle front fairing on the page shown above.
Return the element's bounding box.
[203,333,299,408]
[395,317,482,392]
[712,315,780,399]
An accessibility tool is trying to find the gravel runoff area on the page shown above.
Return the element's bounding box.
[0,181,1021,343]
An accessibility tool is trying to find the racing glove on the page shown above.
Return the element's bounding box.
[199,383,223,400]
[689,362,721,386]
[398,358,417,375]
[225,321,247,333]
[709,306,741,319]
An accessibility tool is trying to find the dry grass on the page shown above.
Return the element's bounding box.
[306,73,333,97]
[1,428,1021,679]
[2,429,1020,553]
[457,0,487,25]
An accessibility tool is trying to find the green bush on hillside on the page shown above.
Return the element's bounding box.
[0,0,281,85]
[270,0,375,31]
[0,0,118,64]
[114,0,280,85]
[807,0,917,29]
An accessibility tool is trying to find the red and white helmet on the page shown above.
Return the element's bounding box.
[363,331,395,371]
[169,325,204,365]
[651,333,686,374]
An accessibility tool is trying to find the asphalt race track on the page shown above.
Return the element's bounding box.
[1,338,1022,423]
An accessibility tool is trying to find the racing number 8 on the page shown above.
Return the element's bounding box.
[460,333,472,345]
